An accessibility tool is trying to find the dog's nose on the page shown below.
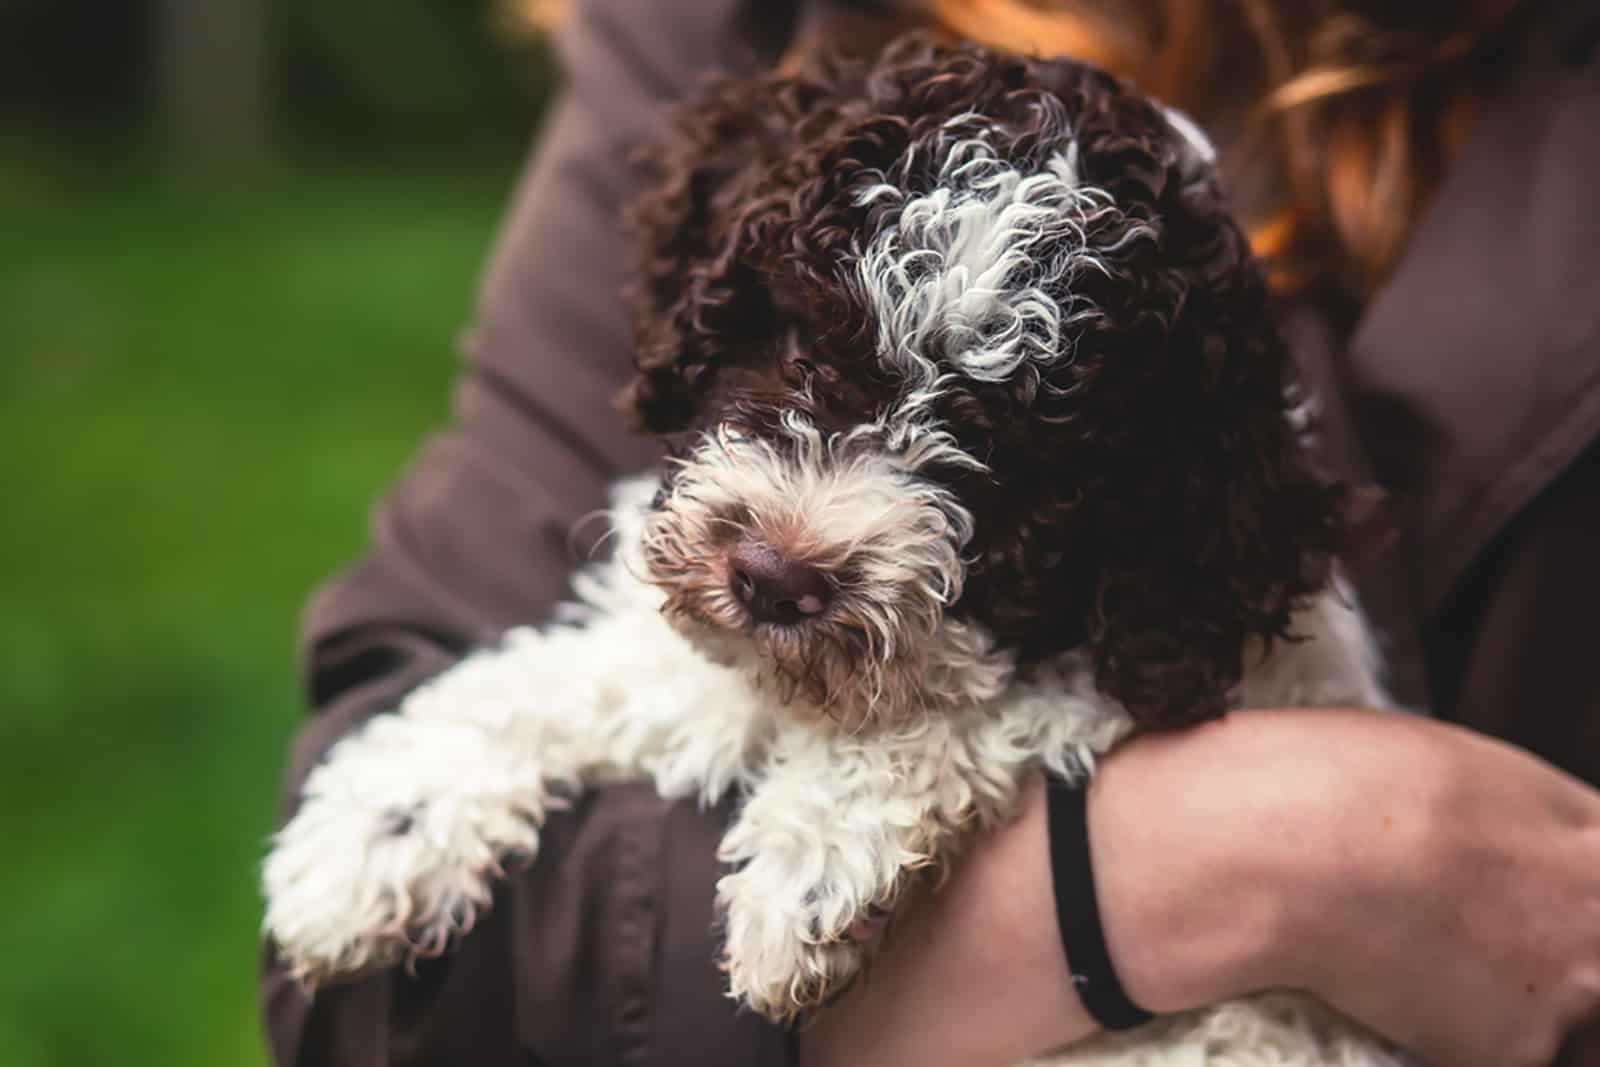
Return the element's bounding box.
[728,537,833,625]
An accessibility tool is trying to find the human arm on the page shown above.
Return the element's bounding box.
[801,706,1600,1067]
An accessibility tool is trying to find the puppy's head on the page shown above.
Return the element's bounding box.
[623,33,1344,730]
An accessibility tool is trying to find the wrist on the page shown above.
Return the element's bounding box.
[1086,717,1301,1013]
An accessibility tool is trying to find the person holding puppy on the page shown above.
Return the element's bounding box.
[263,1,1600,1064]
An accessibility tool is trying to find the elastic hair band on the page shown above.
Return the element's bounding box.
[1045,772,1155,1032]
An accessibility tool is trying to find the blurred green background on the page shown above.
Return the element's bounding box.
[1,3,556,1064]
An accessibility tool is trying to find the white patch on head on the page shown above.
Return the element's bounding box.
[1161,104,1217,165]
[854,132,1138,388]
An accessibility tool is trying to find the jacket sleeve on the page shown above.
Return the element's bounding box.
[262,1,809,1063]
[1427,437,1600,789]
[262,786,793,1067]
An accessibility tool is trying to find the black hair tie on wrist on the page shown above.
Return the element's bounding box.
[1045,772,1156,1032]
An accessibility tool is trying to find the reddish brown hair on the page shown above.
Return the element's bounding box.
[927,0,1523,299]
[519,0,1524,299]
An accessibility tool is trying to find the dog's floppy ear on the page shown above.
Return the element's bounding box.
[1079,148,1347,727]
[618,32,884,436]
[618,80,778,434]
[619,25,912,435]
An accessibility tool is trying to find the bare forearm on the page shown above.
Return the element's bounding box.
[802,708,1600,1067]
[798,746,1281,1067]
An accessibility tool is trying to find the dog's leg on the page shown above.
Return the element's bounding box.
[262,652,569,984]
[715,717,943,1021]
[263,552,764,985]
[717,678,1121,1022]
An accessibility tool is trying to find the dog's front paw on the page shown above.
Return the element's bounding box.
[263,797,498,983]
[262,716,548,984]
[717,856,895,1022]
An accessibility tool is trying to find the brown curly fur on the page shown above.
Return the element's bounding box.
[619,32,1347,727]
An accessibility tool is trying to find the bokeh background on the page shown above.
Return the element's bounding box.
[1,3,556,1064]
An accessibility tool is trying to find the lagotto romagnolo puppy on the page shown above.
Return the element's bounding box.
[264,34,1410,1066]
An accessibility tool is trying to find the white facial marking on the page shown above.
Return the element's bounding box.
[855,136,1136,389]
[640,411,1008,724]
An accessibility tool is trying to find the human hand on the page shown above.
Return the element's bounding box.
[802,708,1600,1067]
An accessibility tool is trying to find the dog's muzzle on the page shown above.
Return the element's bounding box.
[637,419,980,723]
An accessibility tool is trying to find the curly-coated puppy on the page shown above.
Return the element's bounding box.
[264,34,1406,1065]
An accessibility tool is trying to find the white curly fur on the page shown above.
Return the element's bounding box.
[264,470,1407,1065]
[855,130,1153,388]
[646,416,979,658]
[638,411,1012,727]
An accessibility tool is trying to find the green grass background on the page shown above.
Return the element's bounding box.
[0,153,517,1067]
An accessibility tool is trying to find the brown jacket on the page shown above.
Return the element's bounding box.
[262,1,1600,1063]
